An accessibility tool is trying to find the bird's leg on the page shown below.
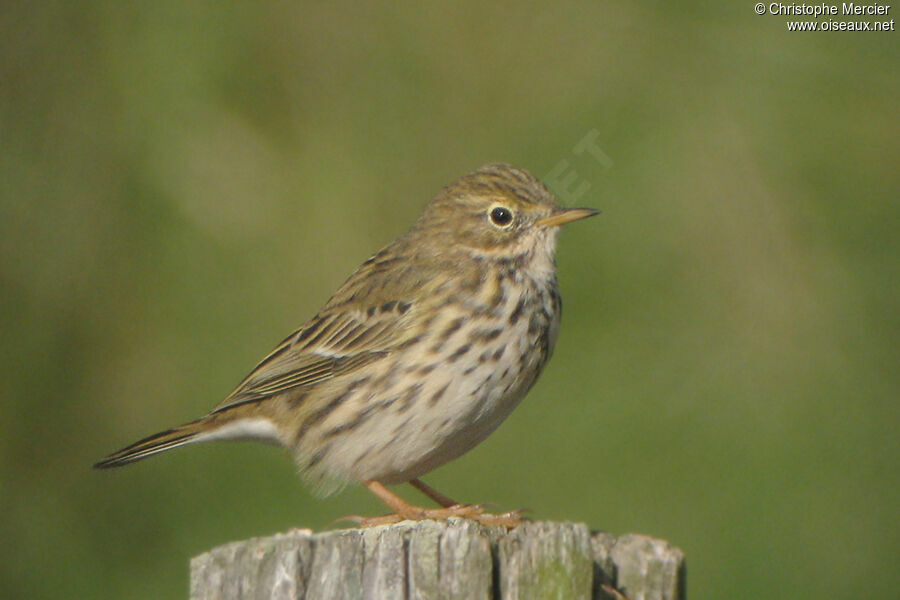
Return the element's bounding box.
[352,480,526,528]
[409,478,458,508]
[364,480,421,515]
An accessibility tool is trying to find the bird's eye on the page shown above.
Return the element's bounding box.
[489,206,513,227]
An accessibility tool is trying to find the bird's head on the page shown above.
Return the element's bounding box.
[411,164,597,264]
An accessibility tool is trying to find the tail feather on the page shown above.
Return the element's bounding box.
[94,411,282,469]
[93,419,207,469]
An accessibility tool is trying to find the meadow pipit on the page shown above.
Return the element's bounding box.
[96,163,597,526]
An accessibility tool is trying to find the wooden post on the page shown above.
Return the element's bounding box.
[190,520,685,600]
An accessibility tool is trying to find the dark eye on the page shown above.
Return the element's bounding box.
[489,206,513,227]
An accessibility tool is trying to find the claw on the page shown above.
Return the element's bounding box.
[472,508,529,528]
[330,514,366,527]
[357,513,404,528]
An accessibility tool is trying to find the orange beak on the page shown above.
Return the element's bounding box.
[535,207,600,228]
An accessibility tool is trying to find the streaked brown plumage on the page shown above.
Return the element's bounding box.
[95,163,597,526]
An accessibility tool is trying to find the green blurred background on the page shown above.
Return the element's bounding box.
[1,2,897,598]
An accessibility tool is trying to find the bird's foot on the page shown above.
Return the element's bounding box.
[342,504,527,528]
[349,480,528,528]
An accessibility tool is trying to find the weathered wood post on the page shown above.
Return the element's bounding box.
[190,520,685,600]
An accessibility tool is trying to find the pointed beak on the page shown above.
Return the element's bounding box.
[535,207,600,228]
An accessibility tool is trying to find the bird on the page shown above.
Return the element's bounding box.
[95,163,598,527]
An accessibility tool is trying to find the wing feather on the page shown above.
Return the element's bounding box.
[213,300,415,412]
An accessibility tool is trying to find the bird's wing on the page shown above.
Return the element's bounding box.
[213,299,418,412]
[212,250,428,412]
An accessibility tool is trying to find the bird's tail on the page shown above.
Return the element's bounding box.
[95,405,281,469]
[93,417,215,469]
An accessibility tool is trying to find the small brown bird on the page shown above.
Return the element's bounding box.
[95,163,597,526]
